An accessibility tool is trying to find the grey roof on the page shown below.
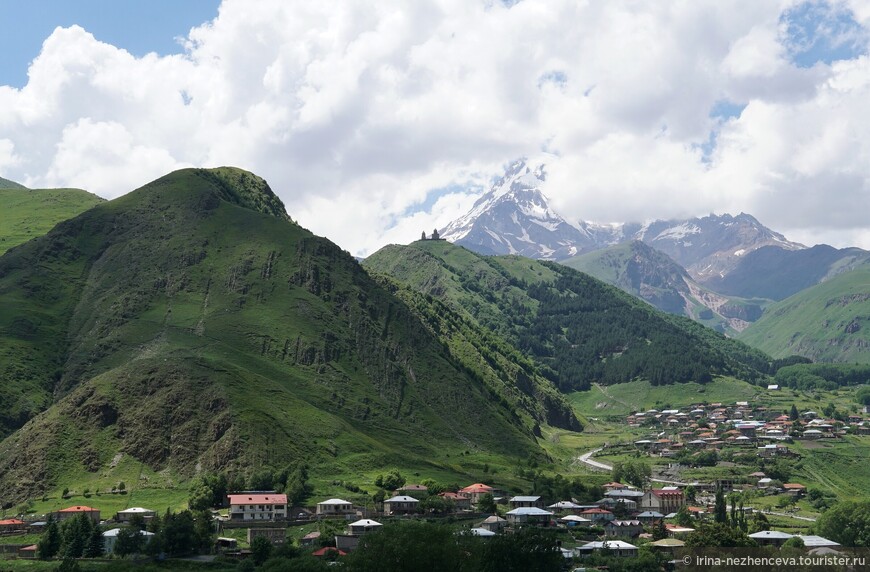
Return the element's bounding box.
[749,530,794,540]
[469,528,496,537]
[509,495,541,502]
[505,507,553,516]
[548,501,582,509]
[578,540,638,550]
[798,535,840,547]
[637,511,665,518]
[384,495,419,503]
[605,489,644,498]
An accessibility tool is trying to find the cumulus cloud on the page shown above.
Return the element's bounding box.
[0,0,869,254]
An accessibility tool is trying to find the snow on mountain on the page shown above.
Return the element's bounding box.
[439,159,805,280]
[440,160,600,259]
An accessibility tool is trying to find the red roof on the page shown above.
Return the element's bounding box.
[651,490,683,498]
[459,483,493,494]
[0,519,26,525]
[57,506,98,513]
[580,508,613,514]
[228,494,288,505]
[19,545,37,552]
[783,483,806,489]
[312,547,347,557]
[439,492,467,500]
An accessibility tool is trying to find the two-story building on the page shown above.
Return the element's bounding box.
[383,495,420,515]
[228,494,288,521]
[508,496,542,509]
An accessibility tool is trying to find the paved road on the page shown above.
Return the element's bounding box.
[576,448,689,485]
[766,510,817,522]
[577,448,612,471]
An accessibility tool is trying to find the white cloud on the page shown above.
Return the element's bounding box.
[0,0,869,253]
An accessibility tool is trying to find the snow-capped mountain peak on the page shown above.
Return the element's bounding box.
[439,159,600,259]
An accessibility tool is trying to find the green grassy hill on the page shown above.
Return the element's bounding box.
[560,241,770,334]
[738,265,870,362]
[0,168,543,505]
[363,240,772,392]
[0,184,104,255]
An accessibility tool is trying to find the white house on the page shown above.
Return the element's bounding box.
[347,519,383,535]
[576,540,638,558]
[228,494,288,521]
[316,498,354,516]
[102,528,155,554]
[505,507,553,525]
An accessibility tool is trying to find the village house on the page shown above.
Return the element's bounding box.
[604,520,644,538]
[505,507,553,525]
[548,500,583,514]
[602,481,628,491]
[576,540,638,558]
[478,515,508,532]
[53,506,101,523]
[665,524,695,538]
[383,495,420,515]
[17,545,37,559]
[439,492,471,510]
[336,518,383,549]
[103,528,155,554]
[396,484,428,494]
[579,507,615,523]
[248,528,286,546]
[316,498,354,516]
[783,483,807,497]
[641,489,685,513]
[749,530,793,547]
[636,510,665,523]
[347,518,383,536]
[115,507,156,523]
[228,493,287,521]
[0,519,27,534]
[508,495,543,509]
[757,443,790,458]
[458,483,494,505]
[559,514,593,527]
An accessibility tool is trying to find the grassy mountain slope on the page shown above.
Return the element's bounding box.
[738,265,870,362]
[363,240,772,392]
[0,168,540,504]
[560,241,769,334]
[0,186,104,255]
[0,176,28,189]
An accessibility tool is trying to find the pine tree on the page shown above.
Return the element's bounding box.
[714,486,727,524]
[790,404,799,421]
[85,526,104,558]
[38,516,62,559]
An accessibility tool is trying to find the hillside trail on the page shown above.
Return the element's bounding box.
[593,383,632,410]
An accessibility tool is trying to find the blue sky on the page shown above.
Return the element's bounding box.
[1,0,870,255]
[0,0,220,87]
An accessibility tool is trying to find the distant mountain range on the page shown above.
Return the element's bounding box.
[439,159,868,339]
